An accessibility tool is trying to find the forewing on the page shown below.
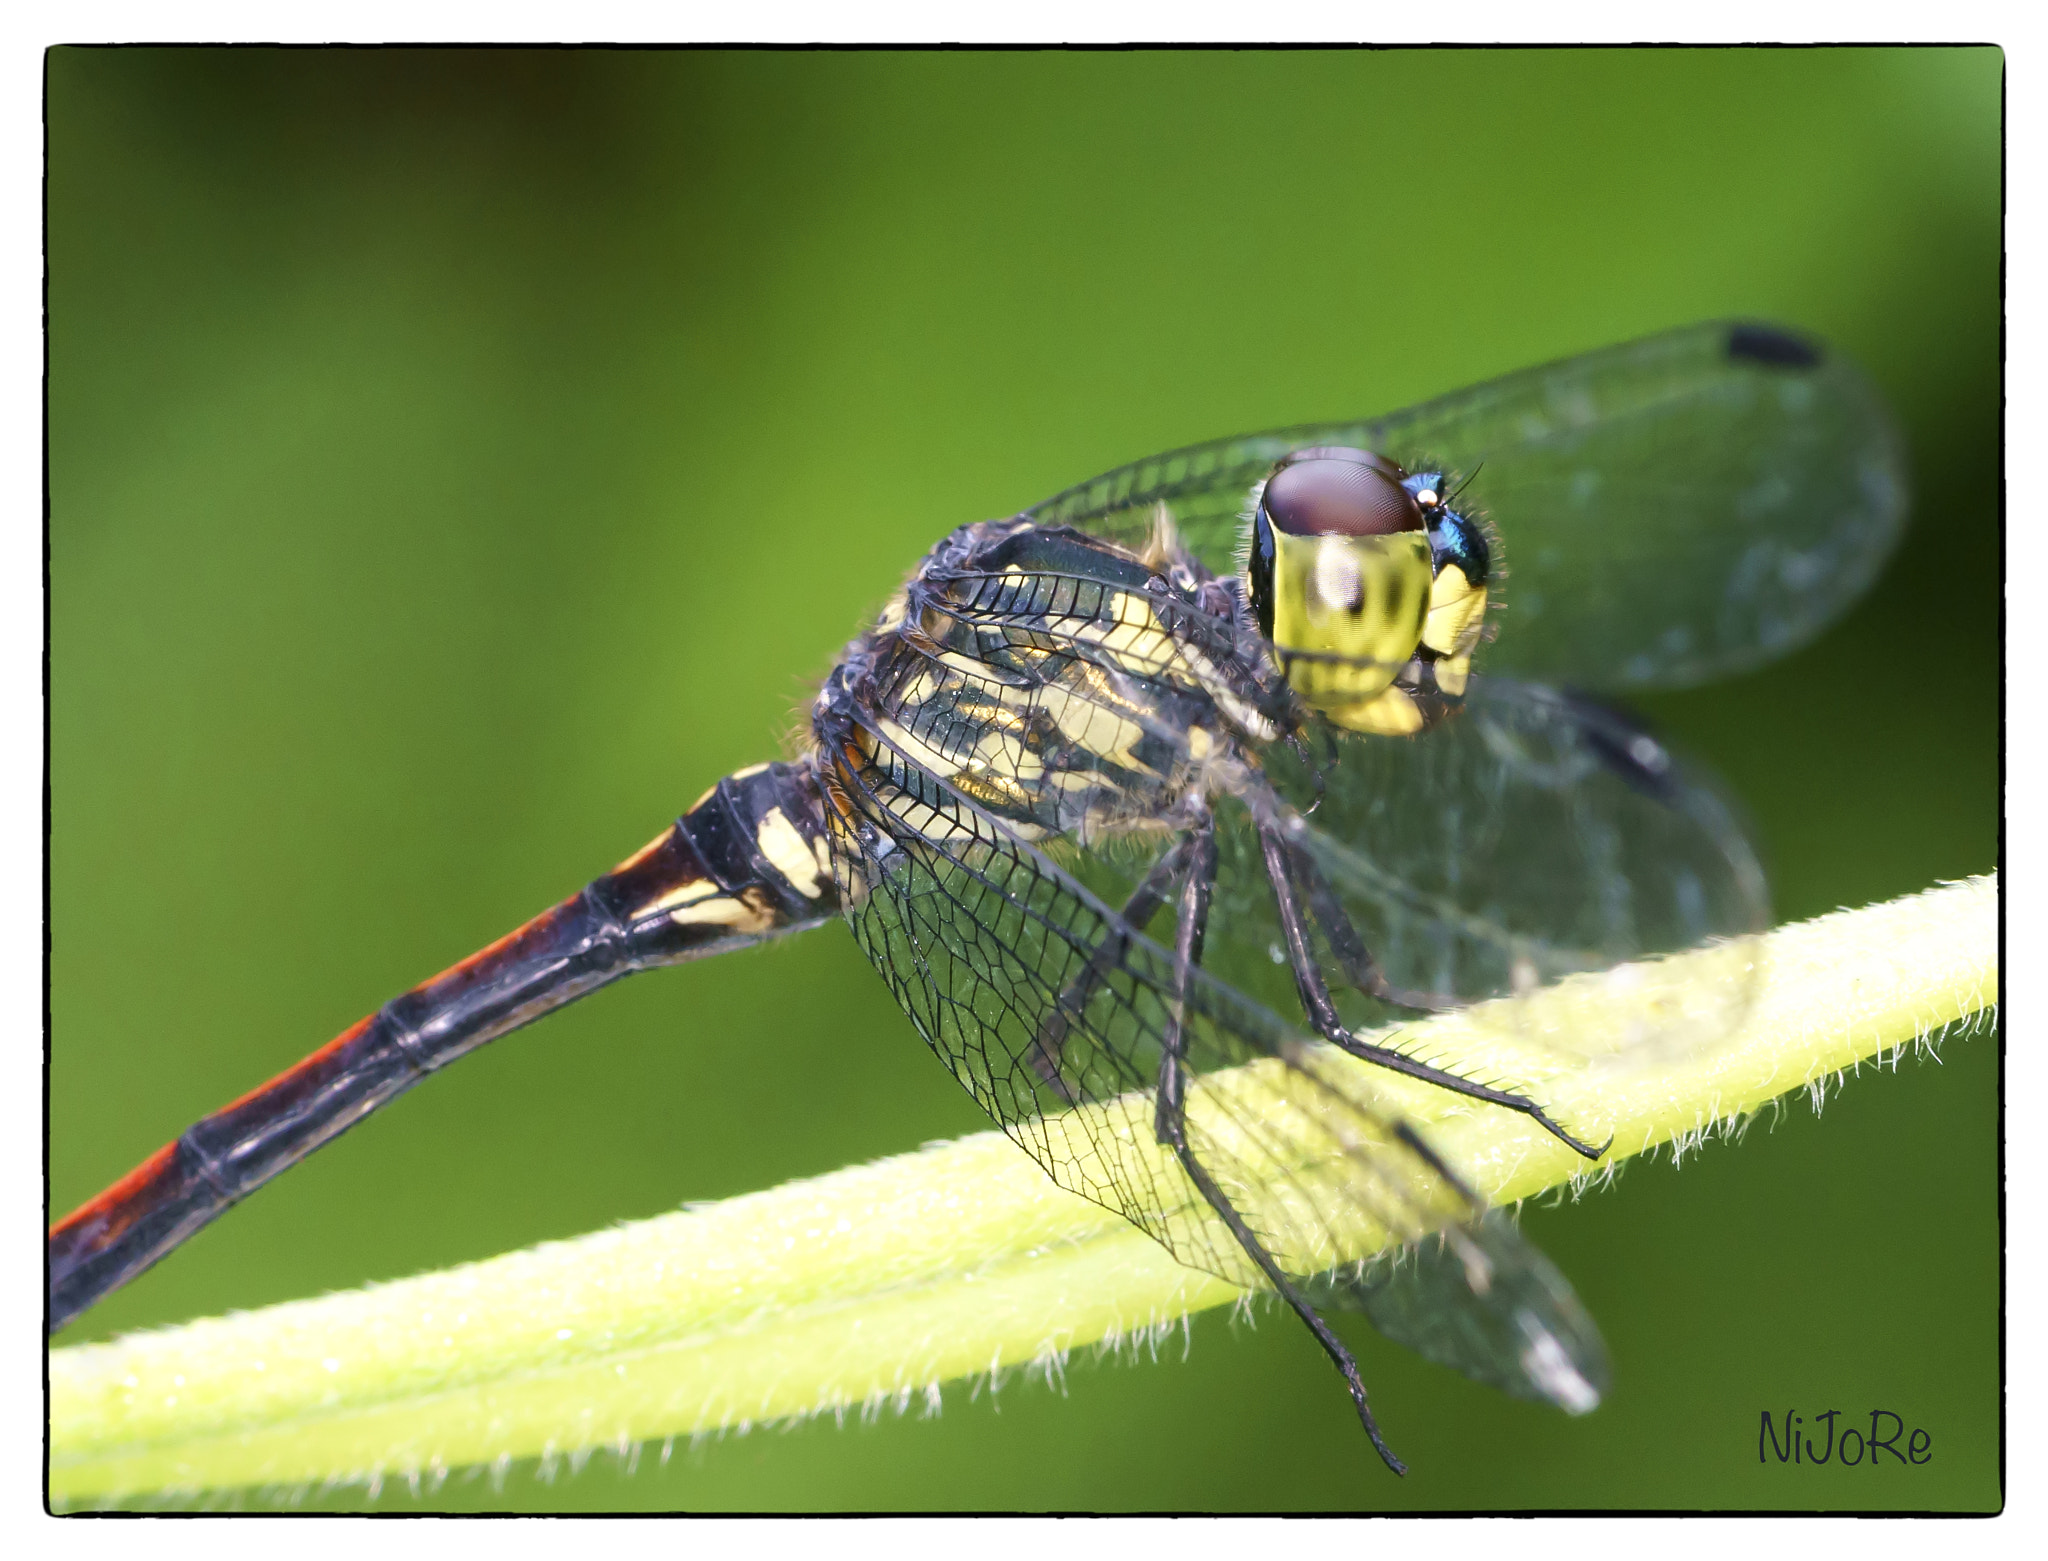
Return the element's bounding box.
[1026,320,1906,690]
[827,741,1609,1412]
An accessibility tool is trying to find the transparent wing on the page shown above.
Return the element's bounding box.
[1223,676,1773,1086]
[828,735,1608,1412]
[1025,320,1907,690]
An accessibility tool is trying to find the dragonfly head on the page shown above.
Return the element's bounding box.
[1246,447,1491,733]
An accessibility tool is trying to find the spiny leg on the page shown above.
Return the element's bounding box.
[1150,810,1408,1475]
[1256,821,1610,1162]
[1027,832,1195,1101]
[1297,856,1460,1013]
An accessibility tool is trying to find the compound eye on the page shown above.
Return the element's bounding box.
[1262,447,1422,538]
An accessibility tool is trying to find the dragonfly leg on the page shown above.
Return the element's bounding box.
[1257,822,1610,1162]
[1150,808,1217,1145]
[1295,854,1460,1013]
[1151,809,1408,1475]
[1028,832,1194,1101]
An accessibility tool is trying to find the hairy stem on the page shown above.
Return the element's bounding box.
[50,875,1997,1505]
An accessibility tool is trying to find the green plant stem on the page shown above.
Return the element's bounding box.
[50,875,1997,1504]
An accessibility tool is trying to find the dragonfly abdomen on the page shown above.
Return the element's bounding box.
[49,762,838,1332]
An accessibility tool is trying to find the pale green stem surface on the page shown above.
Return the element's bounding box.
[50,875,1998,1505]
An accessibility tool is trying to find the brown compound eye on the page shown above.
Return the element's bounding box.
[1262,447,1421,538]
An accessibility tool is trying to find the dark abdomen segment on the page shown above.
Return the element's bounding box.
[49,761,837,1333]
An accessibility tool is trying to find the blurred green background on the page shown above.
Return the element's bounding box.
[48,48,2000,1512]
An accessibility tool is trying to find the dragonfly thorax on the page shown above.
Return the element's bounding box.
[806,516,1282,904]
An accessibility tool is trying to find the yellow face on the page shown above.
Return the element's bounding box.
[1266,527,1434,712]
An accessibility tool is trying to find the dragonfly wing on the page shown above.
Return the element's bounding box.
[1028,320,1906,690]
[1222,677,1771,1097]
[829,746,1610,1411]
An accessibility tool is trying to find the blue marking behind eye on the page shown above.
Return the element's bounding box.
[1426,508,1491,586]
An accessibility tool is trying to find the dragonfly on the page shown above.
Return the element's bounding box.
[49,320,1906,1474]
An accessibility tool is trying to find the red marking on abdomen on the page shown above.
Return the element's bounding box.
[210,1009,383,1116]
[51,1141,179,1240]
